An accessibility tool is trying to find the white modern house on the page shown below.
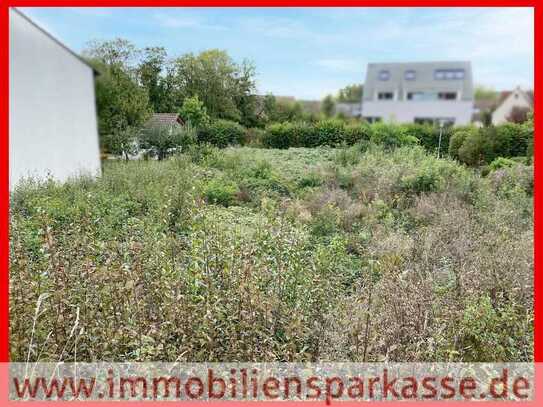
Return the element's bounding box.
[361,61,474,125]
[491,86,533,125]
[9,8,101,188]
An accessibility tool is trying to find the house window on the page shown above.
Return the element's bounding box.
[438,92,457,100]
[378,70,390,81]
[407,92,425,100]
[414,118,434,125]
[404,70,416,80]
[434,69,465,80]
[407,92,438,101]
[378,92,394,100]
[414,117,455,126]
[454,70,465,79]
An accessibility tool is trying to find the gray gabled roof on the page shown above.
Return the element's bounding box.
[144,113,184,129]
[363,61,473,101]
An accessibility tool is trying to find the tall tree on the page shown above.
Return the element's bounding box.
[137,47,168,112]
[337,84,363,103]
[474,85,498,101]
[179,95,210,128]
[170,49,257,122]
[84,39,150,156]
[84,38,138,69]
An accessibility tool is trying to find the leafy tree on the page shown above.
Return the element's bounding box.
[262,94,278,122]
[275,100,305,122]
[261,95,306,123]
[84,38,138,68]
[179,95,210,128]
[480,110,493,127]
[85,39,151,158]
[90,59,150,155]
[169,49,257,122]
[140,124,196,160]
[137,47,168,112]
[337,84,363,103]
[321,95,335,118]
[100,127,139,160]
[474,85,498,101]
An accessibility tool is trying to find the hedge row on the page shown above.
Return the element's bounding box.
[449,121,533,166]
[194,118,534,167]
[260,120,426,150]
[196,119,246,148]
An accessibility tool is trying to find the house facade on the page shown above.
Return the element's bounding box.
[361,61,474,125]
[491,87,533,125]
[9,8,101,188]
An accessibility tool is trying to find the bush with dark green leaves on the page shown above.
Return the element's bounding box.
[313,119,346,146]
[450,121,533,166]
[449,127,476,160]
[489,157,517,171]
[369,123,419,150]
[262,122,301,149]
[403,123,453,154]
[197,119,245,148]
[343,123,372,145]
[203,179,238,206]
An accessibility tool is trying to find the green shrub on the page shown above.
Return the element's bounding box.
[297,172,323,188]
[450,123,532,167]
[402,123,453,154]
[262,122,297,149]
[343,123,372,145]
[438,295,533,362]
[448,128,472,159]
[496,122,532,158]
[179,95,210,128]
[370,123,418,150]
[313,119,345,146]
[244,127,266,146]
[457,129,491,166]
[197,119,245,148]
[139,123,196,160]
[203,179,238,206]
[295,122,319,147]
[489,163,533,197]
[10,146,533,363]
[334,145,363,166]
[489,157,517,171]
[400,171,439,194]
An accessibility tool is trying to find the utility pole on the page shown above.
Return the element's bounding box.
[437,120,444,159]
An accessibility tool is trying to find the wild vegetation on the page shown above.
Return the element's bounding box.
[10,141,533,362]
[10,38,534,364]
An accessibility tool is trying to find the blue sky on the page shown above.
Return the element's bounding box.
[19,7,534,100]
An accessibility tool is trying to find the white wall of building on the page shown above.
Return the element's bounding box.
[9,9,101,188]
[362,100,473,125]
[491,88,532,125]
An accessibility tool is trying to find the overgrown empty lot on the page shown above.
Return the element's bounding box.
[10,145,533,362]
